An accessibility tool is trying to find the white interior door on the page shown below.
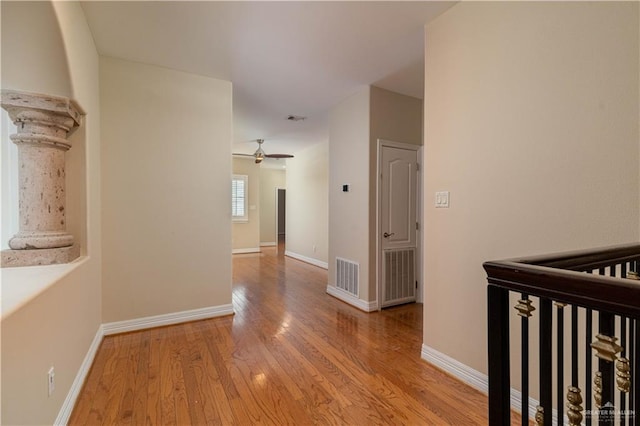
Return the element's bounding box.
[380,142,418,308]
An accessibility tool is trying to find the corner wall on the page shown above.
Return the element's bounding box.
[423,0,639,382]
[368,86,423,299]
[328,86,423,306]
[328,88,371,299]
[1,2,103,424]
[286,141,328,266]
[0,1,72,98]
[100,56,233,323]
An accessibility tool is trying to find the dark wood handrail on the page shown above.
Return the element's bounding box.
[490,243,640,271]
[485,244,640,319]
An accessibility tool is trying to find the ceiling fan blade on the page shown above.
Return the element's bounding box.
[232,153,255,157]
[265,154,294,159]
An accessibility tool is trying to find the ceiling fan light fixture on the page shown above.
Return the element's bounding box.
[232,139,293,162]
[235,138,293,164]
[254,139,266,155]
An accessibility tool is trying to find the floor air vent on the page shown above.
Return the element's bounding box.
[336,257,359,296]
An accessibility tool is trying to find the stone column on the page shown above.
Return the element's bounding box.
[1,90,84,267]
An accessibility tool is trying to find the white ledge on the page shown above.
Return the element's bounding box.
[1,256,87,320]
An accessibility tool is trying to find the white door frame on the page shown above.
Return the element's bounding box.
[416,146,423,304]
[376,139,422,310]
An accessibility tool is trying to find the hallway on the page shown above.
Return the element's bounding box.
[70,247,499,424]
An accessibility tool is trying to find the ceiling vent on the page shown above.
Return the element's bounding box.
[286,115,307,122]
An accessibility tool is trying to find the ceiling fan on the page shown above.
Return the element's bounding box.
[233,139,294,164]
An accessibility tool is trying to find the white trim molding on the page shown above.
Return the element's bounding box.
[55,325,104,425]
[260,242,276,247]
[54,305,234,424]
[326,285,378,312]
[102,304,235,335]
[420,344,487,393]
[285,251,328,269]
[232,248,261,254]
[420,344,558,423]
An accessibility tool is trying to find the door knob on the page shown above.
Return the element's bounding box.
[383,232,395,238]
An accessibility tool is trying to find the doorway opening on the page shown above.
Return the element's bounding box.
[276,188,286,253]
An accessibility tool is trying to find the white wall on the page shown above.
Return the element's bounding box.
[329,88,371,298]
[100,56,233,322]
[259,167,285,245]
[1,2,102,424]
[423,0,639,382]
[232,157,261,252]
[286,141,328,265]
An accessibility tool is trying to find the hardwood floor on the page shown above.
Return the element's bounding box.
[70,247,511,425]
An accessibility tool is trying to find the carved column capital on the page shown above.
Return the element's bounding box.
[2,90,83,127]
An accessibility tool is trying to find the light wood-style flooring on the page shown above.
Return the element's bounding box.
[70,246,512,425]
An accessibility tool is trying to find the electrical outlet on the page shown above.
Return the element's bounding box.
[48,367,55,397]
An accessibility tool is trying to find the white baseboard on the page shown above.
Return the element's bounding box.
[421,344,488,393]
[55,325,104,425]
[326,285,378,312]
[102,304,235,335]
[260,242,276,247]
[420,344,559,424]
[285,250,328,269]
[54,304,234,424]
[232,248,261,254]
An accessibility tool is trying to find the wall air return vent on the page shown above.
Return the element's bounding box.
[336,257,359,297]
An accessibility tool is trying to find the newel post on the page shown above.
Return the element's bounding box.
[1,90,84,267]
[488,283,511,425]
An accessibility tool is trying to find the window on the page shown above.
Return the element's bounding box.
[1,110,18,249]
[232,174,248,222]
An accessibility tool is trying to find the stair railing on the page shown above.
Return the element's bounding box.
[485,244,640,425]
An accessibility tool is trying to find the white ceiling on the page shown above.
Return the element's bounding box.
[81,1,455,156]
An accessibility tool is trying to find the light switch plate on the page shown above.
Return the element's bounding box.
[435,191,450,208]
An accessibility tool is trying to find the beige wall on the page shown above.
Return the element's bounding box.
[329,88,371,298]
[232,157,261,251]
[0,1,72,99]
[370,86,423,147]
[423,0,639,385]
[286,141,329,265]
[1,2,103,424]
[101,56,233,322]
[259,167,286,244]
